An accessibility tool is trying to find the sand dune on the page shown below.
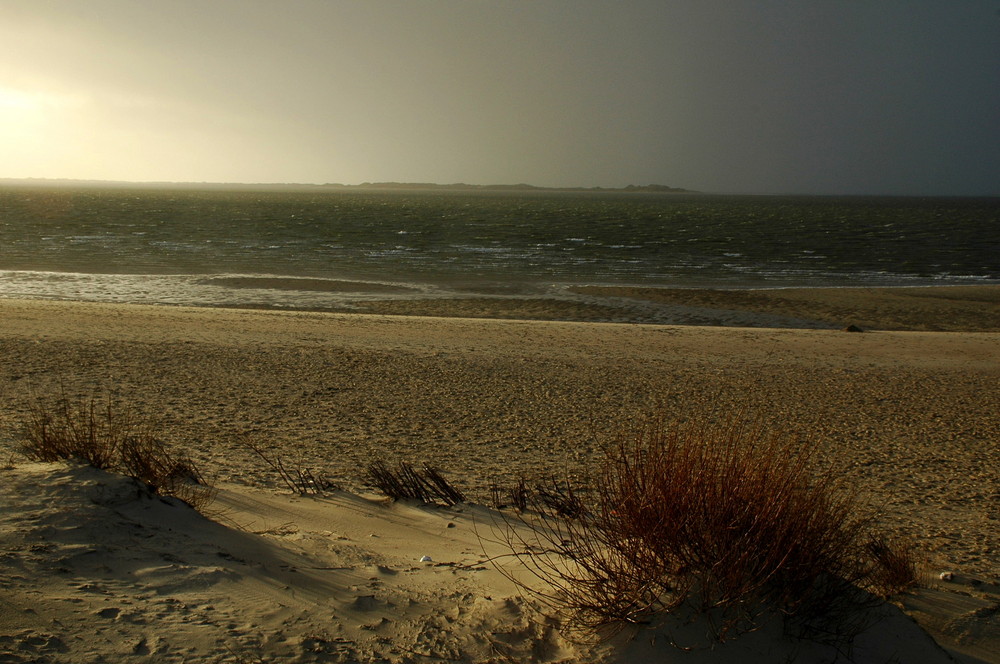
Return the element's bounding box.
[0,461,978,663]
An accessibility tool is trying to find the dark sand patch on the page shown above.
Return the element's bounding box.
[352,297,639,322]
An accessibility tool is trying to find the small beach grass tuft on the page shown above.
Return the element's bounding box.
[367,460,466,506]
[241,437,336,496]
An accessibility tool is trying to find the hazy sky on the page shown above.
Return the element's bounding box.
[1,1,997,195]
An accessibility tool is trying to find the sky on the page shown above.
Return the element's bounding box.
[0,1,998,195]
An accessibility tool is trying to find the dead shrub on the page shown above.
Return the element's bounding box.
[19,392,215,511]
[490,413,918,646]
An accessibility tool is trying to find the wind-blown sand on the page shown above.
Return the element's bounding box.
[1,288,998,662]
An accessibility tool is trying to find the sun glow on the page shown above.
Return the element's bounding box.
[0,85,85,112]
[0,86,54,161]
[0,86,40,111]
[0,85,93,178]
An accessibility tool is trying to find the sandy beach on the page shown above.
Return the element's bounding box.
[1,287,998,662]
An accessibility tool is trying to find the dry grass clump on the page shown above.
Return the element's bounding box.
[492,414,919,646]
[22,395,126,468]
[242,438,336,496]
[367,460,465,506]
[19,393,215,511]
[865,533,922,596]
[533,478,589,519]
[491,477,531,512]
[490,476,588,518]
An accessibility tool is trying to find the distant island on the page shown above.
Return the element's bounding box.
[0,178,696,194]
[323,182,695,193]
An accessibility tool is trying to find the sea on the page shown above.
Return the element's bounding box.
[1,185,998,312]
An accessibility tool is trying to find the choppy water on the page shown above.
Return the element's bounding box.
[1,185,997,310]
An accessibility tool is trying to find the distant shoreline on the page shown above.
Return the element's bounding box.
[0,177,696,194]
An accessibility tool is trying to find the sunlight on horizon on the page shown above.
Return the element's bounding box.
[0,83,316,184]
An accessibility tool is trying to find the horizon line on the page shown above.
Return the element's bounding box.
[2,177,997,198]
[0,176,696,192]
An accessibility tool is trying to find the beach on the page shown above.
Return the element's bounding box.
[1,287,998,662]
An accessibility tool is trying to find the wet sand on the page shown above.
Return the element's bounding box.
[568,284,1000,331]
[338,283,1000,330]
